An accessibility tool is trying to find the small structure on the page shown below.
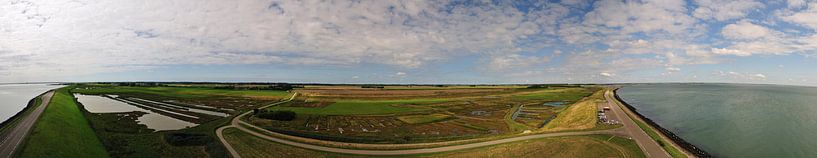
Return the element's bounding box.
[470,110,487,116]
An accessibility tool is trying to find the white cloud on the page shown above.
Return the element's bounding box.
[788,0,807,8]
[721,20,774,40]
[487,54,550,70]
[711,48,752,56]
[715,71,767,80]
[599,72,615,77]
[0,0,571,81]
[781,2,817,30]
[693,0,764,21]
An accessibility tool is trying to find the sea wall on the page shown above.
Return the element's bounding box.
[0,91,46,130]
[613,89,712,158]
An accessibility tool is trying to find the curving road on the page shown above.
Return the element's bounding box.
[217,89,674,157]
[0,91,54,157]
[217,93,298,158]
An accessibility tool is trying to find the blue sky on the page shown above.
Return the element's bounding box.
[2,0,817,86]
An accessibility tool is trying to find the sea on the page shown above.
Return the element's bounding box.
[618,83,817,157]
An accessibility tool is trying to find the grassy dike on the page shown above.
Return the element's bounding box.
[18,87,109,158]
[0,96,41,137]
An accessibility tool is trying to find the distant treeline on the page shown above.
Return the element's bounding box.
[98,82,301,91]
[526,84,583,88]
[211,84,298,91]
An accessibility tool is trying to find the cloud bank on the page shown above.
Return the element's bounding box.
[1,0,816,85]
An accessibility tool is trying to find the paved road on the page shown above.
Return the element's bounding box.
[604,90,672,158]
[217,90,674,157]
[0,91,54,157]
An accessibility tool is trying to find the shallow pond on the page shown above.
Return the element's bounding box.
[75,94,198,131]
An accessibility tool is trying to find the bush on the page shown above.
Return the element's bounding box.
[257,110,296,121]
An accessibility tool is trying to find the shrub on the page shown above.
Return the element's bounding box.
[257,110,297,121]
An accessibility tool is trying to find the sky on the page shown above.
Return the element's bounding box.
[2,0,817,86]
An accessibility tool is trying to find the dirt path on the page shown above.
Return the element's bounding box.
[0,91,54,157]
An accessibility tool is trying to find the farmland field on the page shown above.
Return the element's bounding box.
[250,85,603,144]
[28,83,607,156]
[267,99,444,115]
[397,114,452,124]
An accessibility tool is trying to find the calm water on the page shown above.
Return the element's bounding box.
[0,84,64,123]
[618,83,817,158]
[75,94,198,131]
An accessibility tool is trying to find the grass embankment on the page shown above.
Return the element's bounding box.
[610,91,687,158]
[19,87,109,158]
[267,99,446,115]
[539,90,602,132]
[223,127,643,158]
[397,114,452,124]
[73,86,290,100]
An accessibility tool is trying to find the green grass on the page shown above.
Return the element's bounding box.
[73,86,290,99]
[19,87,109,158]
[511,88,592,101]
[397,114,452,124]
[426,134,644,158]
[267,99,444,115]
